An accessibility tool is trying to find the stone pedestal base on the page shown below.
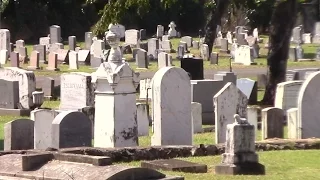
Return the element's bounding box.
[0,108,31,116]
[215,162,265,175]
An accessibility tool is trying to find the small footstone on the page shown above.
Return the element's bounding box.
[141,159,207,173]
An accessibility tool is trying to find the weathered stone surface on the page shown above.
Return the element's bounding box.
[275,81,302,113]
[191,102,202,133]
[214,82,248,144]
[0,79,19,109]
[141,159,207,173]
[261,107,284,140]
[137,103,149,137]
[4,119,34,151]
[152,67,192,146]
[287,108,299,139]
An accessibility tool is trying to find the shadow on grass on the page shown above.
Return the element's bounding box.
[304,53,316,59]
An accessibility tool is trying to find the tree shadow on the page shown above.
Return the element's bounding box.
[304,53,315,59]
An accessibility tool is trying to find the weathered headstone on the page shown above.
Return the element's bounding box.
[60,72,94,110]
[4,119,34,150]
[287,107,298,139]
[234,45,255,65]
[247,107,258,131]
[158,52,172,69]
[137,103,149,137]
[156,25,164,38]
[200,44,209,61]
[161,40,172,52]
[125,29,139,45]
[31,109,60,150]
[68,51,79,70]
[68,36,76,51]
[210,52,219,65]
[136,48,148,69]
[33,44,46,63]
[220,38,229,53]
[0,49,8,65]
[261,107,284,139]
[85,32,93,50]
[191,102,202,133]
[140,29,147,40]
[0,29,10,56]
[192,41,199,49]
[177,45,185,59]
[51,111,92,149]
[46,52,58,71]
[152,67,192,146]
[275,81,303,113]
[168,21,177,38]
[215,114,265,175]
[147,38,159,60]
[28,51,40,70]
[292,26,302,44]
[78,50,90,65]
[10,51,19,67]
[0,79,19,109]
[17,46,28,63]
[41,77,55,99]
[181,36,193,47]
[50,25,62,44]
[214,82,248,144]
[108,23,126,38]
[0,67,36,109]
[92,40,105,59]
[15,39,25,48]
[39,37,50,51]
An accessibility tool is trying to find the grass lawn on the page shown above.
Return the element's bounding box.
[9,36,320,76]
[118,150,320,180]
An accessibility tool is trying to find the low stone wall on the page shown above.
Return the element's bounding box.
[1,139,320,163]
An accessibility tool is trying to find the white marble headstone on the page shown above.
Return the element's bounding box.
[125,29,139,45]
[275,81,303,113]
[236,78,256,99]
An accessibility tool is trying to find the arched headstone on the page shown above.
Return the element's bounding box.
[298,71,320,138]
[151,67,192,146]
[51,111,92,149]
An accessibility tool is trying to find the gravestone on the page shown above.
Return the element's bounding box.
[0,67,36,109]
[177,45,185,59]
[0,79,19,109]
[10,51,19,67]
[41,77,55,98]
[46,52,58,71]
[31,109,60,150]
[28,51,40,70]
[168,21,177,38]
[50,25,61,44]
[214,82,248,144]
[161,40,172,52]
[275,81,303,113]
[181,36,193,47]
[136,48,148,69]
[0,29,10,54]
[33,44,46,63]
[257,74,267,88]
[139,78,152,100]
[236,78,257,105]
[215,114,265,175]
[287,108,298,139]
[91,56,103,68]
[69,51,79,70]
[286,70,298,81]
[137,103,149,136]
[147,38,159,60]
[234,45,255,65]
[220,38,229,53]
[253,28,259,40]
[156,25,164,38]
[125,29,139,45]
[200,44,209,61]
[210,52,219,65]
[68,36,76,51]
[152,67,192,146]
[292,26,302,44]
[142,159,207,173]
[162,35,169,41]
[140,29,147,40]
[158,52,172,69]
[226,31,233,44]
[108,23,126,38]
[78,50,90,65]
[17,46,28,63]
[303,33,311,44]
[296,45,304,59]
[85,32,93,50]
[261,107,284,139]
[297,71,320,138]
[51,111,92,149]
[15,39,25,48]
[0,49,8,64]
[236,33,248,45]
[179,41,188,53]
[247,107,258,131]
[214,72,237,85]
[191,102,202,133]
[192,41,199,49]
[60,72,94,110]
[4,119,34,150]
[315,47,320,60]
[180,57,204,80]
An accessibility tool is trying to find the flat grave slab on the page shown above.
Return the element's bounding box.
[141,159,207,173]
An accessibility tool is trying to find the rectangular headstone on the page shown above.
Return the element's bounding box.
[275,81,303,113]
[180,57,204,80]
[4,119,34,150]
[0,29,10,52]
[0,79,19,109]
[68,36,76,51]
[33,44,46,63]
[125,29,139,45]
[50,25,62,44]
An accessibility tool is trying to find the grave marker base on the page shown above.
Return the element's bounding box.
[0,108,31,116]
[141,159,207,173]
[215,162,265,175]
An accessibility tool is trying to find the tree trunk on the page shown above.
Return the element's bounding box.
[204,0,231,55]
[262,0,298,105]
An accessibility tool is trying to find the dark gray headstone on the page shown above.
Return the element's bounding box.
[51,111,92,149]
[33,44,46,63]
[210,52,219,65]
[288,47,297,61]
[179,41,188,53]
[68,36,76,51]
[141,159,207,173]
[286,70,298,81]
[262,107,284,139]
[4,119,34,150]
[220,38,228,52]
[237,33,248,45]
[257,74,267,88]
[136,49,148,69]
[140,29,147,40]
[0,79,19,109]
[41,77,55,98]
[50,25,61,44]
[177,45,185,59]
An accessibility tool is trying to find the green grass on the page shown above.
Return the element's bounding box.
[118,150,320,180]
[10,36,320,76]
